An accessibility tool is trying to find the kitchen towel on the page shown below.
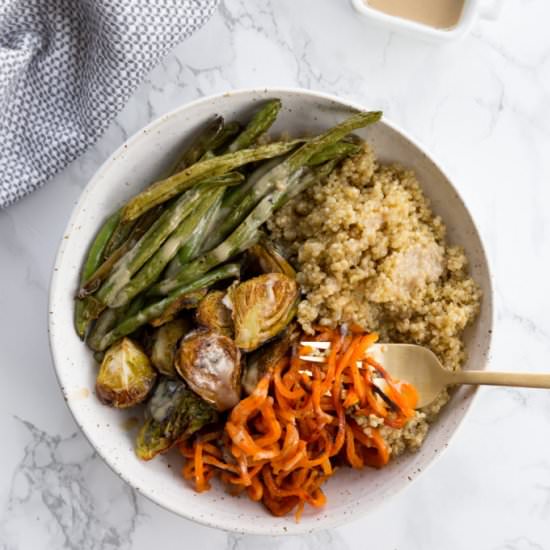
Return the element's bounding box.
[0,0,219,208]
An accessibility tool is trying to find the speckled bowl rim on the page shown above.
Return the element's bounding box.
[48,87,494,535]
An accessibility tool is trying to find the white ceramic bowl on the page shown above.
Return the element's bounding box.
[49,88,493,535]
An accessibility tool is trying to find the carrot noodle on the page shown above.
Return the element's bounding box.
[398,381,419,409]
[179,328,418,520]
[194,441,208,492]
[345,425,364,469]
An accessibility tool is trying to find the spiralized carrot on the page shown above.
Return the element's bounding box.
[179,327,419,520]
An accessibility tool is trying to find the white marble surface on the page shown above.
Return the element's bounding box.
[1,0,550,548]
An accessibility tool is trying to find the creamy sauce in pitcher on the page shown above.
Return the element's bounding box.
[366,0,465,29]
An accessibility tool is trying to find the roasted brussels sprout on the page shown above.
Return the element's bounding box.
[227,273,299,352]
[245,241,296,278]
[96,338,157,408]
[136,377,218,460]
[151,319,190,377]
[149,288,207,327]
[196,290,233,337]
[242,322,300,395]
[175,328,241,411]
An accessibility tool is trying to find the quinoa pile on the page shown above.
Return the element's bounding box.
[267,143,481,456]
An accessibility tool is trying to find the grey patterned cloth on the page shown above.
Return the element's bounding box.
[0,0,218,208]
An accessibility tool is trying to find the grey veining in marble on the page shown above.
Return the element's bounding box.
[1,419,140,549]
[1,0,550,548]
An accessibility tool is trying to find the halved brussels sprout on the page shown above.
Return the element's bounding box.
[227,273,299,352]
[96,338,156,408]
[151,318,190,377]
[245,241,296,278]
[135,377,218,460]
[175,328,241,411]
[242,322,300,395]
[149,288,207,327]
[196,290,233,337]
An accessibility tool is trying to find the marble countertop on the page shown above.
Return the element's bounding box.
[1,0,550,548]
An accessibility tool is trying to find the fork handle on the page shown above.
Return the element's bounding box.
[450,370,550,389]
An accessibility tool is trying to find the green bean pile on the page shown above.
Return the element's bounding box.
[74,99,382,357]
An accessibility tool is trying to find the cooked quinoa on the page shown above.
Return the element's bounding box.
[267,143,481,457]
